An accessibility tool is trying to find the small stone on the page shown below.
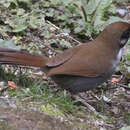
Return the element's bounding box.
[0,82,5,86]
[117,9,127,17]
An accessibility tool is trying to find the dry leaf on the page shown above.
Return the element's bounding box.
[8,81,18,90]
[111,78,120,83]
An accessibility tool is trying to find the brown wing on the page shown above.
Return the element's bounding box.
[47,42,114,77]
[46,48,76,67]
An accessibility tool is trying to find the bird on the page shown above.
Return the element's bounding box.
[0,21,129,93]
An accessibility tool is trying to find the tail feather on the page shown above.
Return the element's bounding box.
[0,48,48,67]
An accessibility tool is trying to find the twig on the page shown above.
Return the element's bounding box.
[89,91,102,100]
[22,96,34,101]
[44,40,58,54]
[46,20,82,45]
[72,94,105,119]
[109,81,130,90]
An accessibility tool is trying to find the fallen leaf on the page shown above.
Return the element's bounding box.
[127,6,130,9]
[111,78,120,83]
[8,81,18,90]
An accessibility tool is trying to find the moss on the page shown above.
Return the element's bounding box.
[40,104,65,117]
[124,113,130,125]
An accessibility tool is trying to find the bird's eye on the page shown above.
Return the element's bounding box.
[120,29,130,48]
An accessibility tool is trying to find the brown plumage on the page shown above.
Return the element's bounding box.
[0,22,130,93]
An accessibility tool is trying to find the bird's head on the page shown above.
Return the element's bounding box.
[99,21,130,49]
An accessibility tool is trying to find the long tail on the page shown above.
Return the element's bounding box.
[0,48,48,67]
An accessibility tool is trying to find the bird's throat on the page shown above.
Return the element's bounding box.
[112,49,122,70]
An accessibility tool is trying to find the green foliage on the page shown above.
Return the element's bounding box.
[0,0,45,33]
[40,104,65,117]
[126,52,130,61]
[22,83,80,113]
[41,0,125,36]
[8,78,82,114]
[0,0,126,36]
[6,15,28,32]
[120,126,130,130]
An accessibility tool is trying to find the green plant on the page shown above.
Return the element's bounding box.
[41,0,125,37]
